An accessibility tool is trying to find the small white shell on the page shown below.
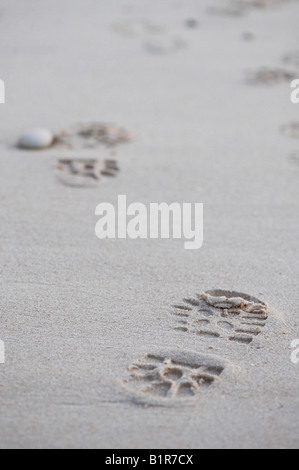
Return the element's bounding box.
[18,129,54,150]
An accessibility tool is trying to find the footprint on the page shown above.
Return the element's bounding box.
[289,151,299,168]
[246,67,296,85]
[281,122,299,139]
[54,123,131,150]
[171,289,269,345]
[112,18,186,56]
[56,158,119,187]
[123,349,228,406]
[112,20,166,37]
[209,0,291,17]
[238,0,288,9]
[144,36,186,56]
[283,51,299,68]
[207,4,245,17]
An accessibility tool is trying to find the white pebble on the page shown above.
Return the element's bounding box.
[18,129,54,150]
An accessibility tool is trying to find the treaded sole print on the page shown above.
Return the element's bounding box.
[171,289,269,345]
[123,349,230,406]
[56,158,119,187]
[54,123,131,150]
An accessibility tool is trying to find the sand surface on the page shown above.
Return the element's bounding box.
[0,0,298,449]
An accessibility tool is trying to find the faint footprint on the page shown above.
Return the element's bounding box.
[283,51,299,68]
[207,4,245,17]
[144,36,186,55]
[123,349,229,406]
[236,0,288,9]
[56,158,119,187]
[112,18,186,56]
[281,122,299,139]
[54,123,131,150]
[289,151,299,168]
[172,289,269,345]
[112,20,166,37]
[246,67,296,85]
[209,0,291,17]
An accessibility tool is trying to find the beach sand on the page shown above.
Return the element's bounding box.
[0,0,298,449]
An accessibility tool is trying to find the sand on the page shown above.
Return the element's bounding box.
[0,0,298,449]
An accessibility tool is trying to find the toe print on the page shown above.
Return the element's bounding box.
[171,290,268,345]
